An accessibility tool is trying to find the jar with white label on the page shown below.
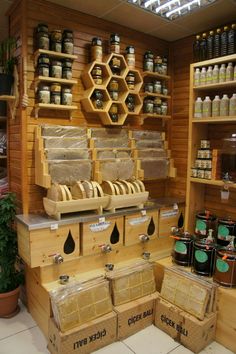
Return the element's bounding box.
[194,97,203,118]
[220,94,229,116]
[212,95,220,117]
[229,93,236,116]
[202,96,211,117]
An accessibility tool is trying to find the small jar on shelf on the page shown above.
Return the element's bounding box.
[62,29,74,55]
[126,94,135,112]
[126,72,135,90]
[153,98,162,114]
[36,23,49,50]
[143,51,154,72]
[62,87,72,105]
[110,34,120,54]
[153,80,162,94]
[154,55,162,74]
[51,60,62,78]
[62,59,73,80]
[143,97,154,113]
[125,46,135,69]
[144,82,153,93]
[92,90,104,109]
[50,83,61,105]
[161,101,168,115]
[109,56,121,75]
[91,37,103,62]
[50,30,62,52]
[38,62,49,77]
[38,84,50,104]
[109,103,119,122]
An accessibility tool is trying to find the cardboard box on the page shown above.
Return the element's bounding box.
[155,296,216,353]
[48,312,117,354]
[115,293,158,340]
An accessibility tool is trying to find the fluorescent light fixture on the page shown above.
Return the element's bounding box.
[166,0,200,17]
[127,0,218,21]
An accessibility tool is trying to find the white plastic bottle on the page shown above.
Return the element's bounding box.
[194,97,203,118]
[212,95,220,117]
[194,68,201,86]
[200,67,206,86]
[220,94,229,116]
[206,66,213,84]
[202,96,212,117]
[229,93,236,116]
[219,63,226,83]
[212,64,219,84]
[226,62,234,82]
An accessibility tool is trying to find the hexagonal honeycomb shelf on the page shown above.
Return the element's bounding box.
[81,56,142,126]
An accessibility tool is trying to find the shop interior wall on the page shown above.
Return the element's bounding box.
[9,0,172,214]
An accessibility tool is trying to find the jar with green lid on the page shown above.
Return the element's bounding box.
[153,98,162,114]
[110,33,120,54]
[51,60,62,78]
[37,31,49,50]
[38,84,50,104]
[50,30,62,52]
[62,29,74,54]
[62,67,72,80]
[109,57,121,75]
[126,94,135,112]
[62,87,72,105]
[38,54,50,65]
[126,72,135,89]
[125,46,135,69]
[144,98,154,113]
[161,101,168,115]
[109,103,119,122]
[50,83,61,105]
[91,37,103,62]
[153,80,161,94]
[154,56,162,74]
[38,63,49,77]
[92,90,104,109]
[144,82,153,93]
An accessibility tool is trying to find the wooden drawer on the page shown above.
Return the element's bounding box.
[124,210,158,246]
[159,205,185,238]
[81,216,124,256]
[17,223,80,268]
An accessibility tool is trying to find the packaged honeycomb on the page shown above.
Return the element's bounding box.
[43,137,88,149]
[90,127,128,139]
[49,160,92,185]
[141,158,169,179]
[41,124,87,137]
[136,149,167,159]
[135,139,164,149]
[131,130,162,140]
[50,277,112,332]
[45,149,90,160]
[100,159,135,181]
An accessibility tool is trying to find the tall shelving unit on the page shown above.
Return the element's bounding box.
[185,54,236,232]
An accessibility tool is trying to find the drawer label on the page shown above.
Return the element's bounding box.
[160,210,178,219]
[128,216,149,226]
[89,221,111,232]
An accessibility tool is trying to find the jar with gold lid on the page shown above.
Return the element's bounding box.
[50,30,62,52]
[92,65,103,85]
[91,37,103,62]
[153,97,162,114]
[50,82,61,105]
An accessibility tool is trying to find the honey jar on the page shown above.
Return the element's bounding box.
[91,37,103,62]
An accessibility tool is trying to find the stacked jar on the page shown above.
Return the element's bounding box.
[143,97,168,115]
[38,82,72,106]
[191,140,213,180]
[194,94,236,118]
[194,62,236,86]
[143,51,168,74]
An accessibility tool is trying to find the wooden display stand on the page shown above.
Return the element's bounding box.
[185,53,236,232]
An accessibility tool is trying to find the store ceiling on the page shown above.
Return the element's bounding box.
[0,0,236,42]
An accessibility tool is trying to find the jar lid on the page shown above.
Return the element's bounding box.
[51,60,62,66]
[110,33,120,42]
[92,37,102,46]
[62,87,71,92]
[126,46,135,54]
[37,23,48,32]
[39,84,50,90]
[51,83,61,91]
[127,71,135,76]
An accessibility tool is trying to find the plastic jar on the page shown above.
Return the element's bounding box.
[50,30,62,52]
[212,95,220,117]
[38,84,50,104]
[219,63,226,83]
[91,37,103,62]
[194,97,203,118]
[62,87,72,105]
[212,65,219,83]
[220,94,229,116]
[194,68,201,86]
[229,93,236,116]
[202,96,212,117]
[51,60,62,78]
[226,62,234,82]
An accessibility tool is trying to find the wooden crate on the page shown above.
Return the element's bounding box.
[17,222,80,268]
[48,312,117,354]
[81,216,124,256]
[114,293,158,340]
[159,205,185,238]
[124,210,158,246]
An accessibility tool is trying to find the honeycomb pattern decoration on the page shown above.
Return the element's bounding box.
[81,53,143,125]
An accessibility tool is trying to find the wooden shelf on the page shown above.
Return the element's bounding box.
[35,76,77,86]
[192,54,236,68]
[193,80,236,90]
[190,177,236,189]
[142,71,170,80]
[140,92,171,100]
[192,116,236,123]
[0,95,16,101]
[35,103,77,119]
[141,113,171,120]
[34,49,77,66]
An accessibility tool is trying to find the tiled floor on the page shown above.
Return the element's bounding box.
[0,302,234,354]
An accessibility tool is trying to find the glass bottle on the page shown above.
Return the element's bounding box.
[213,28,221,58]
[193,35,201,62]
[228,24,236,55]
[200,33,207,61]
[212,95,220,117]
[219,63,226,83]
[221,26,229,57]
[207,31,214,59]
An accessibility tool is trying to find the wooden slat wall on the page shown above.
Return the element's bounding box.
[9,0,171,214]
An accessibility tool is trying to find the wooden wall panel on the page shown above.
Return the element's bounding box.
[12,0,169,213]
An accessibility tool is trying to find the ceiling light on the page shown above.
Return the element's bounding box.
[127,0,218,21]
